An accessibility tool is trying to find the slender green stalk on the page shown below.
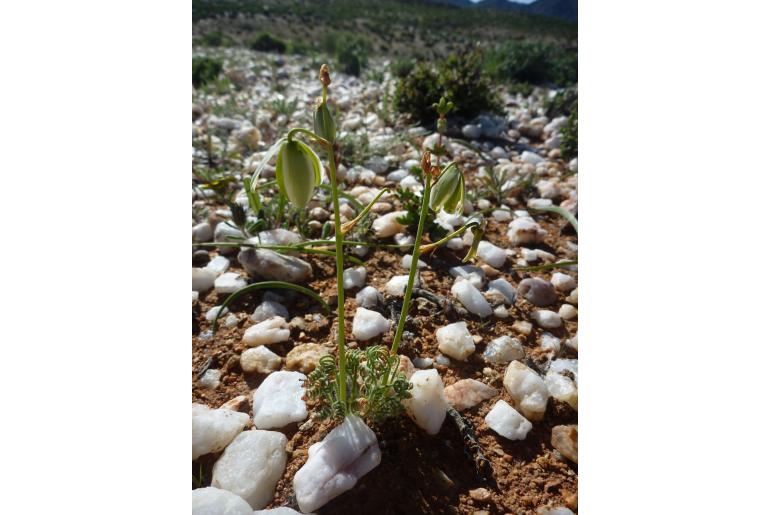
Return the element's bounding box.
[418,219,480,253]
[390,173,432,356]
[532,205,578,233]
[327,149,348,407]
[340,187,390,234]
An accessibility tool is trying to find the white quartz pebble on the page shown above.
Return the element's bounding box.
[342,266,367,289]
[205,305,228,321]
[551,272,577,293]
[540,332,561,354]
[240,346,282,374]
[405,369,448,435]
[372,211,407,238]
[559,304,578,320]
[192,403,250,460]
[192,487,253,515]
[444,379,498,410]
[355,285,381,308]
[352,307,391,341]
[484,400,533,440]
[198,369,221,389]
[254,509,303,515]
[487,278,517,304]
[242,316,290,346]
[385,274,419,296]
[451,279,493,317]
[212,430,287,509]
[436,321,476,361]
[483,335,525,364]
[252,371,307,429]
[215,272,247,294]
[476,240,507,268]
[250,300,289,322]
[206,255,230,275]
[507,217,547,245]
[401,253,427,269]
[449,265,485,288]
[532,310,563,329]
[503,361,549,421]
[294,415,381,513]
[193,267,217,292]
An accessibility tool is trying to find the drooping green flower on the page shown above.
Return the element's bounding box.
[275,139,323,208]
[429,162,465,214]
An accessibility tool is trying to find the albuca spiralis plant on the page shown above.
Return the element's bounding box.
[250,67,482,425]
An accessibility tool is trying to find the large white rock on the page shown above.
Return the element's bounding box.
[484,400,533,440]
[372,211,407,238]
[294,415,381,513]
[476,241,507,269]
[351,307,391,341]
[252,371,307,429]
[192,403,250,460]
[206,255,230,275]
[193,268,218,292]
[436,321,475,361]
[243,316,291,346]
[451,279,493,317]
[483,335,525,364]
[342,266,367,289]
[215,272,247,294]
[503,361,549,421]
[212,430,288,509]
[192,487,253,515]
[250,300,289,322]
[240,346,282,374]
[405,369,447,435]
[238,248,312,283]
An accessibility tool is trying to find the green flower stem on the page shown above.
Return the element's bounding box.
[340,187,390,234]
[532,205,578,234]
[512,260,578,272]
[418,219,480,253]
[326,149,348,408]
[390,173,432,356]
[286,127,330,148]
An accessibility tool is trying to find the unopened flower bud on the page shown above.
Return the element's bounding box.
[429,162,465,214]
[276,139,323,208]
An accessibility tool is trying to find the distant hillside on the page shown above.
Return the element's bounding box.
[430,0,578,22]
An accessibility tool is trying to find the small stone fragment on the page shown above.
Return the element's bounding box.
[559,304,578,320]
[243,316,291,346]
[343,266,367,289]
[451,279,493,317]
[214,272,247,294]
[198,369,221,389]
[551,425,578,463]
[532,310,563,329]
[551,272,577,293]
[487,278,517,304]
[193,268,217,292]
[250,300,289,322]
[444,379,498,410]
[192,403,250,460]
[355,285,382,308]
[436,321,475,361]
[405,369,448,435]
[192,487,252,515]
[372,211,407,238]
[503,361,549,421]
[212,429,288,509]
[476,241,507,269]
[352,307,391,341]
[518,277,558,307]
[294,415,381,513]
[240,346,282,374]
[252,370,307,429]
[285,343,329,373]
[485,400,533,441]
[483,335,525,364]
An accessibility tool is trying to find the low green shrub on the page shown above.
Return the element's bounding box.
[334,34,370,76]
[390,57,415,78]
[394,49,501,125]
[486,41,577,87]
[248,32,287,53]
[560,102,578,160]
[192,56,223,88]
[197,31,234,47]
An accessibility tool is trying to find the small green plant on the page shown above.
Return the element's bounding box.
[390,57,415,78]
[394,49,501,126]
[192,56,223,88]
[560,101,578,160]
[334,33,371,76]
[249,32,287,53]
[196,31,234,47]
